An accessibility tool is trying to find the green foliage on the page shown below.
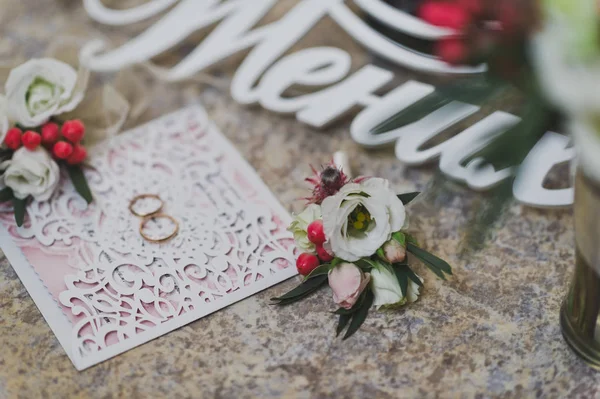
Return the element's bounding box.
[371,77,506,135]
[12,197,26,227]
[397,192,420,205]
[67,165,93,204]
[407,243,452,280]
[0,187,14,203]
[340,289,374,340]
[304,263,332,280]
[271,274,328,306]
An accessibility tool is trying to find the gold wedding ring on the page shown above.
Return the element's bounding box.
[129,194,164,217]
[139,213,180,243]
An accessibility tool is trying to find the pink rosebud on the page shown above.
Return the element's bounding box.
[382,239,406,264]
[328,263,371,310]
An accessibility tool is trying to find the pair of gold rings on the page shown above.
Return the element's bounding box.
[129,194,179,243]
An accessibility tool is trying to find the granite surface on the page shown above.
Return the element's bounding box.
[0,0,599,398]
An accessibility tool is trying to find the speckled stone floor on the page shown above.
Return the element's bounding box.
[0,1,599,398]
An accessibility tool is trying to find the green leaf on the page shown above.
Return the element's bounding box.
[12,197,26,227]
[67,165,93,204]
[376,247,386,262]
[435,76,506,104]
[304,263,332,280]
[343,289,374,340]
[406,234,419,247]
[355,257,378,270]
[407,243,452,280]
[371,77,506,135]
[371,93,452,134]
[408,243,452,274]
[336,314,351,337]
[392,231,406,247]
[404,265,424,287]
[0,187,14,203]
[272,274,328,302]
[361,257,393,274]
[271,283,324,306]
[393,265,409,299]
[397,192,420,205]
[331,257,344,268]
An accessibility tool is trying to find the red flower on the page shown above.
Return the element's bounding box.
[420,1,470,30]
[305,163,348,205]
[419,0,535,73]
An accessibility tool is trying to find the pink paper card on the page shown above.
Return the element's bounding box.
[0,106,296,370]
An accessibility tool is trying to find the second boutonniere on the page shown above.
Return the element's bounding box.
[273,163,452,339]
[0,58,94,226]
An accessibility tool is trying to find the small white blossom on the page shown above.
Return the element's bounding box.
[371,265,422,309]
[288,204,322,253]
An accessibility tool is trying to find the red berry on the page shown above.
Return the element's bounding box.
[296,253,320,276]
[436,37,468,65]
[4,128,22,150]
[53,141,74,159]
[420,2,470,30]
[61,120,85,143]
[41,123,60,145]
[66,144,87,165]
[22,131,42,150]
[316,245,334,262]
[307,220,326,245]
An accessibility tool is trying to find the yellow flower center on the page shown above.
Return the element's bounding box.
[348,206,371,234]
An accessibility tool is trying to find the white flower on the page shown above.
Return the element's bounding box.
[0,96,8,145]
[532,11,600,181]
[370,265,422,309]
[2,147,60,201]
[532,22,600,121]
[288,204,322,253]
[321,178,406,262]
[5,58,85,127]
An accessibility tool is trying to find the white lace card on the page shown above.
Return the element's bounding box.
[0,106,296,370]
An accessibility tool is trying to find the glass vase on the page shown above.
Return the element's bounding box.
[561,170,600,368]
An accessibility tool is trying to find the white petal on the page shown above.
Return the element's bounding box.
[5,59,79,127]
[0,95,8,144]
[405,276,423,303]
[370,266,403,309]
[3,147,60,202]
